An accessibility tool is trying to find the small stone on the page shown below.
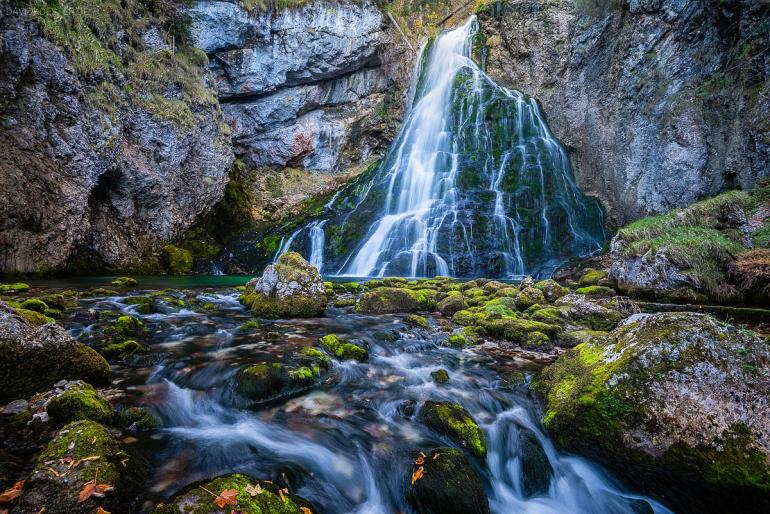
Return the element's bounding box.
[2,399,29,415]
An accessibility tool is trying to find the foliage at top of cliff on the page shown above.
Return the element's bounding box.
[23,0,218,129]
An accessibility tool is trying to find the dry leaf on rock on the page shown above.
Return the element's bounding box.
[213,489,238,508]
[0,481,24,503]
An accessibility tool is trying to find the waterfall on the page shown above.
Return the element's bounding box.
[308,220,327,270]
[272,16,604,278]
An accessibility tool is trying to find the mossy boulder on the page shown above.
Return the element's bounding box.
[163,245,194,274]
[431,369,450,384]
[419,401,486,458]
[114,406,159,432]
[355,287,421,313]
[111,276,138,287]
[112,315,144,338]
[445,334,470,347]
[533,312,770,512]
[0,282,29,294]
[124,295,158,314]
[46,382,113,425]
[319,334,368,361]
[514,287,546,311]
[15,308,55,325]
[405,447,490,514]
[479,317,560,345]
[437,292,466,316]
[153,473,311,513]
[554,294,624,331]
[579,269,609,286]
[406,314,430,329]
[100,340,147,361]
[19,298,48,313]
[240,252,327,318]
[0,302,110,402]
[575,285,615,296]
[19,420,147,514]
[534,279,569,302]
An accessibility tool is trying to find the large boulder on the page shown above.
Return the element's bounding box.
[419,401,486,459]
[0,302,110,402]
[405,447,490,514]
[534,312,770,513]
[46,381,113,425]
[554,293,624,331]
[240,252,327,318]
[153,473,312,513]
[18,420,147,514]
[355,287,435,314]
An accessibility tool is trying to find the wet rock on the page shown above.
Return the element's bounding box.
[153,473,312,513]
[19,420,147,514]
[240,252,327,318]
[514,287,546,311]
[534,312,770,512]
[114,406,159,433]
[46,381,113,425]
[419,401,486,459]
[405,447,490,514]
[519,431,552,497]
[319,334,368,361]
[100,340,147,361]
[111,277,138,287]
[431,369,450,384]
[554,293,623,331]
[437,292,466,316]
[355,287,425,314]
[406,314,430,329]
[0,301,110,402]
[534,279,569,302]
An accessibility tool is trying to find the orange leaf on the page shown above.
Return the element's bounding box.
[300,507,313,514]
[0,480,24,503]
[411,466,424,485]
[213,489,238,508]
[414,455,424,465]
[96,507,111,514]
[278,488,288,502]
[77,481,97,503]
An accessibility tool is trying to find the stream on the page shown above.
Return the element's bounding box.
[57,280,672,513]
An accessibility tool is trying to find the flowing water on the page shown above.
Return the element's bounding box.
[60,282,672,513]
[272,17,604,279]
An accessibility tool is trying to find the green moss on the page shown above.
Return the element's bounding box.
[355,287,422,313]
[111,276,138,287]
[234,363,285,402]
[124,295,158,314]
[515,288,546,310]
[0,282,30,294]
[420,401,486,458]
[20,298,49,313]
[239,320,260,331]
[163,245,193,275]
[445,334,470,347]
[406,314,430,329]
[319,334,368,361]
[47,382,113,424]
[525,331,551,348]
[15,308,55,325]
[531,307,564,324]
[578,269,608,286]
[100,340,146,360]
[153,473,308,514]
[575,285,615,296]
[115,406,159,431]
[44,308,63,318]
[431,369,450,384]
[112,315,144,337]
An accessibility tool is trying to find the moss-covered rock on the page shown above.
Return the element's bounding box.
[575,285,615,296]
[0,282,30,294]
[163,245,194,275]
[100,340,147,361]
[19,420,147,514]
[437,292,466,316]
[319,334,368,361]
[554,294,624,331]
[514,287,546,311]
[241,252,327,319]
[124,295,158,314]
[452,309,486,326]
[111,315,144,338]
[579,269,609,286]
[111,276,138,287]
[431,369,450,384]
[46,382,113,425]
[19,298,48,313]
[479,317,560,344]
[114,406,159,432]
[445,334,470,347]
[534,279,569,302]
[153,473,311,513]
[0,302,111,402]
[15,308,55,325]
[419,401,486,458]
[405,447,490,514]
[355,287,421,313]
[533,312,770,512]
[407,314,430,329]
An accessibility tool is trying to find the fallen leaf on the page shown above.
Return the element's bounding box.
[0,481,24,503]
[91,437,97,445]
[414,455,424,465]
[278,488,288,502]
[36,507,45,514]
[120,459,129,467]
[411,466,424,485]
[432,452,441,461]
[77,481,114,503]
[213,489,238,509]
[300,507,313,514]
[70,455,100,469]
[419,451,426,458]
[96,507,111,514]
[245,483,262,497]
[46,467,61,477]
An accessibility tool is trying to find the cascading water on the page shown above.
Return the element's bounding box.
[271,16,604,278]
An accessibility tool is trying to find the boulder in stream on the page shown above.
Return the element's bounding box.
[534,312,770,512]
[46,381,113,425]
[419,401,486,459]
[153,473,312,513]
[240,252,327,318]
[19,420,147,514]
[0,301,110,402]
[405,447,490,514]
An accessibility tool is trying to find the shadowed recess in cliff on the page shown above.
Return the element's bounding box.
[273,16,605,278]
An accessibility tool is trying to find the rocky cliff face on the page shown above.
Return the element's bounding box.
[188,0,403,172]
[0,1,234,274]
[478,0,770,226]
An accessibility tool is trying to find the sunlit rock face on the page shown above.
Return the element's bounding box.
[188,0,395,171]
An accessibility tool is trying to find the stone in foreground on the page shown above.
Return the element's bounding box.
[534,312,770,513]
[405,447,490,514]
[240,252,327,318]
[419,401,486,458]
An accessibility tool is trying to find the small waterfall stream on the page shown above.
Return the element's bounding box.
[271,16,604,278]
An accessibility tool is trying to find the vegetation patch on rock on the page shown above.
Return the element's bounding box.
[419,401,486,458]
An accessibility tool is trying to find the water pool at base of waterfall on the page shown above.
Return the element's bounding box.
[58,284,672,513]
